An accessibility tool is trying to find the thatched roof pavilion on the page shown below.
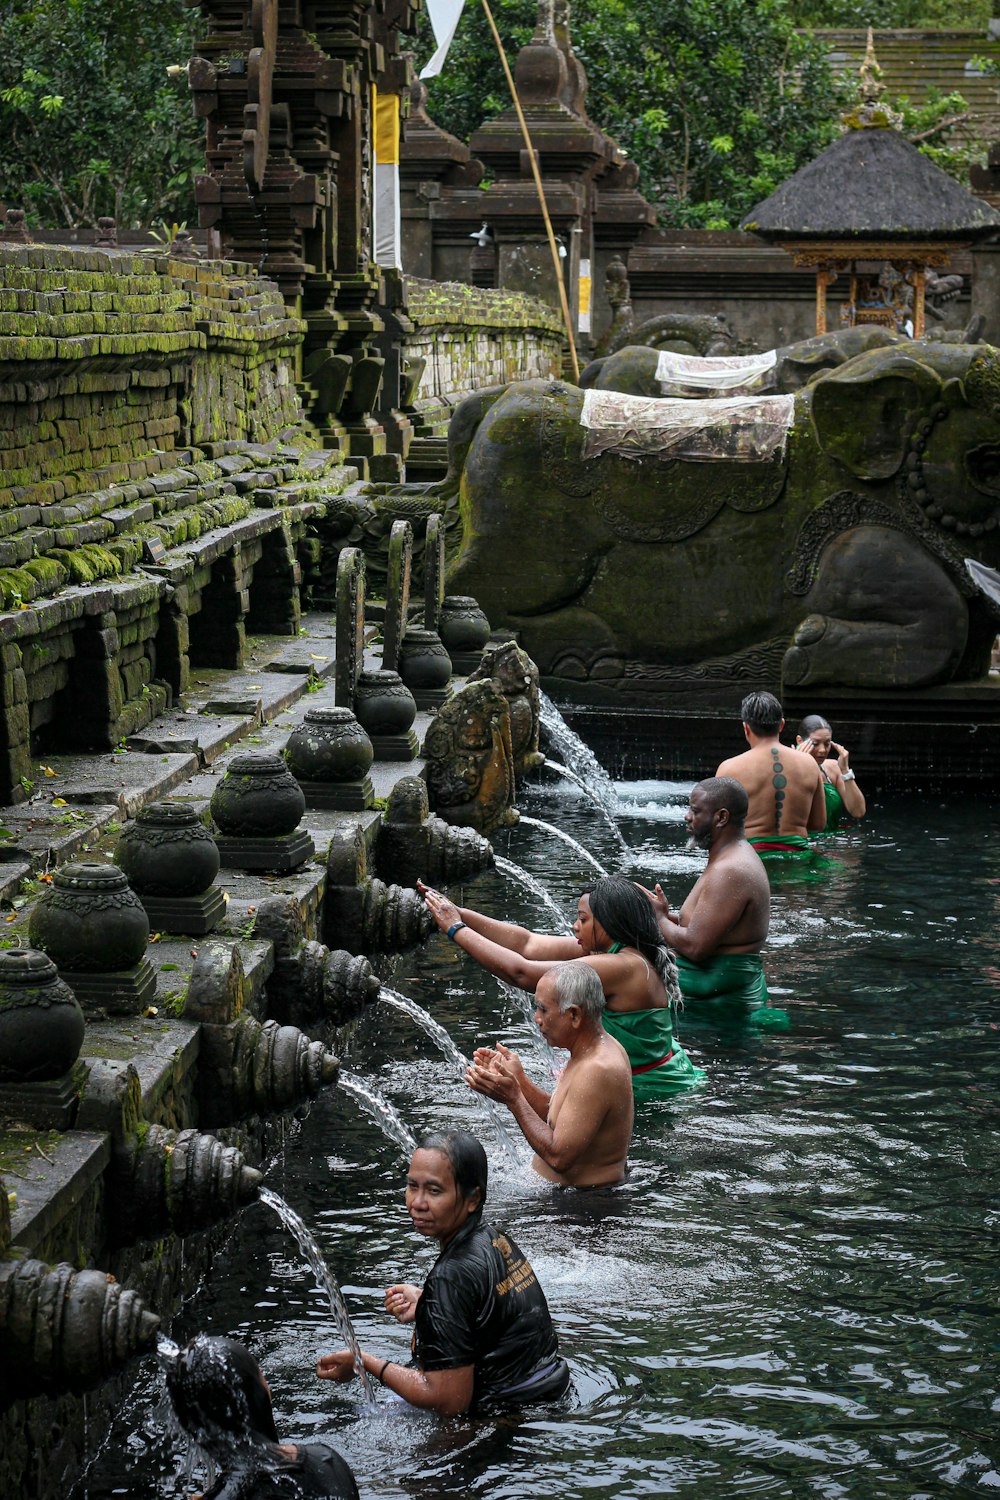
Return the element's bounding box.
[740,33,1000,335]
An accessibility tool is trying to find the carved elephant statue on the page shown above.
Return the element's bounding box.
[442,341,1000,696]
[598,311,738,364]
[579,326,904,397]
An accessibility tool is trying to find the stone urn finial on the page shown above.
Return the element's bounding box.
[353,670,419,762]
[28,863,156,1015]
[438,596,491,674]
[116,801,225,935]
[398,627,453,710]
[285,706,375,810]
[0,949,87,1130]
[210,753,315,872]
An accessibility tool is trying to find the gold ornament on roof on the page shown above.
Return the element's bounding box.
[842,29,903,131]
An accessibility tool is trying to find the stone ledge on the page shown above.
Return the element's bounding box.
[5,1130,111,1256]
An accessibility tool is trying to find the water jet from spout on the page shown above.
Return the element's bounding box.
[260,1186,375,1405]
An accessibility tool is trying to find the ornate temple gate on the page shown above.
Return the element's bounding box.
[188,0,421,479]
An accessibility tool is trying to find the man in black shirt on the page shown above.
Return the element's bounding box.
[317,1131,570,1415]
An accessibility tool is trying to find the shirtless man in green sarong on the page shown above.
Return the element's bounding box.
[643,777,772,1018]
[716,689,826,862]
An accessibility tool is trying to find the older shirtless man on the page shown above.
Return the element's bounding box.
[466,963,633,1188]
[716,689,826,862]
[645,777,771,1017]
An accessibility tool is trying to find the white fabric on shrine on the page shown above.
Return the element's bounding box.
[655,347,777,394]
[579,388,795,463]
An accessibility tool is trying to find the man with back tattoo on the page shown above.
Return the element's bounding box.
[715,690,826,864]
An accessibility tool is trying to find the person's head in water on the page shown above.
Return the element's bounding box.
[166,1334,278,1456]
[406,1130,487,1246]
[686,776,748,850]
[796,713,833,766]
[741,690,783,738]
[578,876,676,993]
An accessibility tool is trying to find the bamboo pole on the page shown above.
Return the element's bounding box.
[479,0,581,382]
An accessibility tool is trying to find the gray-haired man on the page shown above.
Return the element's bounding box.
[466,961,633,1188]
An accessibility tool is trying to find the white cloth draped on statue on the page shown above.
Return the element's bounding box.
[654,348,777,396]
[579,388,795,464]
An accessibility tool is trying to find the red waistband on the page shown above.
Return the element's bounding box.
[631,1050,674,1075]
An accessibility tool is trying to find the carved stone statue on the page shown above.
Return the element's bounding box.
[422,678,518,833]
[438,340,1000,696]
[468,640,543,776]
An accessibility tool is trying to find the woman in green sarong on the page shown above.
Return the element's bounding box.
[794,715,866,831]
[419,876,705,1101]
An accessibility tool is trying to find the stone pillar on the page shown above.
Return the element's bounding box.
[592,161,656,347]
[399,75,487,284]
[971,239,1000,345]
[468,1,620,345]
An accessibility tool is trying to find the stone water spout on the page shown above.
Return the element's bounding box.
[108,1124,262,1247]
[374,775,494,886]
[253,895,381,1031]
[323,827,433,955]
[423,677,518,834]
[0,1257,159,1403]
[196,1014,339,1129]
[468,640,543,779]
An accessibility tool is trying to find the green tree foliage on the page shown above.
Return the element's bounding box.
[0,0,202,229]
[424,0,846,228]
[788,0,990,25]
[422,0,991,227]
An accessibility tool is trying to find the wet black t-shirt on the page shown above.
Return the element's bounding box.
[202,1440,360,1499]
[413,1215,564,1408]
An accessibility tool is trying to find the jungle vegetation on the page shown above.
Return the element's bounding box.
[0,0,992,231]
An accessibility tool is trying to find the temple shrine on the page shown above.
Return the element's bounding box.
[741,33,1000,337]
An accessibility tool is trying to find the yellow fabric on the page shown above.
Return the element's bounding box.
[374,87,400,166]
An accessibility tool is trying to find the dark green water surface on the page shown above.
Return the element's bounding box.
[80,782,1000,1498]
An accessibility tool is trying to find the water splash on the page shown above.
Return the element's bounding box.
[538,689,620,815]
[380,989,524,1161]
[259,1186,376,1405]
[516,814,609,876]
[541,761,628,850]
[494,854,569,929]
[337,1071,417,1156]
[156,1335,181,1367]
[497,977,560,1075]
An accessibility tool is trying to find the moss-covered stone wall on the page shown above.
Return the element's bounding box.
[402,276,564,430]
[0,245,563,799]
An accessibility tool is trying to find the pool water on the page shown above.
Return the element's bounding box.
[78,779,1000,1499]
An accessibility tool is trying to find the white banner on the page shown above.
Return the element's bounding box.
[373,87,401,269]
[420,0,467,78]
